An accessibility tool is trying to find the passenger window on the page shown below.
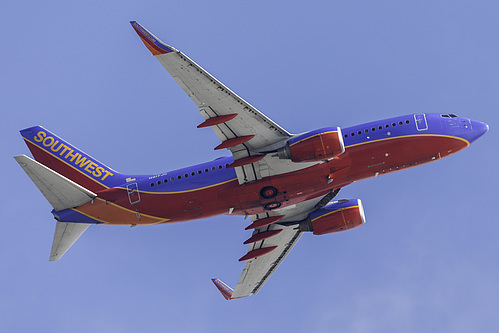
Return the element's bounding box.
[344,134,348,138]
[198,170,202,174]
[205,168,209,172]
[350,132,355,137]
[184,173,189,178]
[398,121,403,125]
[150,183,154,187]
[405,120,410,124]
[164,179,168,183]
[212,167,216,171]
[191,172,195,176]
[364,129,369,133]
[157,181,161,185]
[177,175,182,180]
[357,131,362,135]
[218,165,223,169]
[371,127,376,131]
[170,177,175,181]
[378,126,382,130]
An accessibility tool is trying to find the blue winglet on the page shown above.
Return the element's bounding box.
[211,278,235,300]
[130,21,177,55]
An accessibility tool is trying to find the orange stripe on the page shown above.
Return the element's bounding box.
[74,197,169,225]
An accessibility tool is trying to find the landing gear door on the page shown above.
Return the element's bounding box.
[127,183,141,205]
[414,114,428,131]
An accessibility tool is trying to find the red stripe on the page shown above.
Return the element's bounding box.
[239,246,278,261]
[245,215,285,230]
[25,141,107,192]
[215,135,254,150]
[227,155,265,168]
[243,229,282,244]
[197,114,238,128]
[131,25,169,55]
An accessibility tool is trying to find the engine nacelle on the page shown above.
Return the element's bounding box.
[300,199,366,235]
[277,127,345,162]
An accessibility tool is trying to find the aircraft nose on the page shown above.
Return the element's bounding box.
[469,119,489,143]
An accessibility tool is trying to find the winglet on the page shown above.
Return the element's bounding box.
[130,21,177,55]
[211,278,236,300]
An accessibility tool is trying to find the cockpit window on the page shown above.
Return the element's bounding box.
[441,114,458,118]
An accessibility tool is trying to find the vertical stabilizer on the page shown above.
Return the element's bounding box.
[50,222,90,261]
[19,126,133,192]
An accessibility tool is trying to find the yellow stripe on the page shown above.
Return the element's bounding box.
[345,134,470,149]
[341,210,348,229]
[94,197,169,221]
[129,178,238,195]
[290,131,338,147]
[72,208,108,223]
[23,137,111,189]
[73,197,170,224]
[311,206,359,222]
[319,135,327,157]
[73,207,169,225]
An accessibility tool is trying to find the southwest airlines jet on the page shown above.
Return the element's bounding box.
[15,21,488,300]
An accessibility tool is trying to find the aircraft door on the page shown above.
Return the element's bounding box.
[414,114,428,131]
[126,183,141,205]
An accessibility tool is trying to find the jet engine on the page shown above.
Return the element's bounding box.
[277,127,345,162]
[300,199,366,235]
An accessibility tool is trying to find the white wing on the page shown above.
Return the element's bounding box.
[131,21,318,184]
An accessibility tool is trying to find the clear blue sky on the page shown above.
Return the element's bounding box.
[2,1,498,332]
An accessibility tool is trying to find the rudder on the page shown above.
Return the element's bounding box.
[20,126,128,192]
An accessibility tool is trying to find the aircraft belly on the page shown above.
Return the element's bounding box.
[345,134,468,181]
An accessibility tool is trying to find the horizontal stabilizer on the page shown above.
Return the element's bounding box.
[50,222,90,261]
[14,155,96,211]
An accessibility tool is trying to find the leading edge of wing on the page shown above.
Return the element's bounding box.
[129,20,292,146]
[212,195,331,300]
[130,21,177,55]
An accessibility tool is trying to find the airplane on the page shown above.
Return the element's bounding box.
[14,21,489,300]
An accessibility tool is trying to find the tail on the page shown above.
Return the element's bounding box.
[20,126,133,192]
[14,154,96,261]
[17,126,136,260]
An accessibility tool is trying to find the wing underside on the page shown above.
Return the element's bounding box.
[129,22,339,299]
[233,223,302,297]
[223,194,330,299]
[130,21,321,184]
